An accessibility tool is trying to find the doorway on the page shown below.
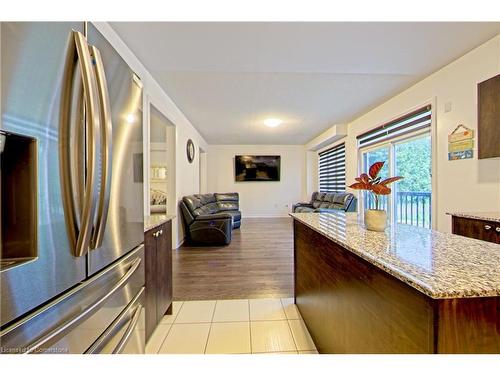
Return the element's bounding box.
[361,131,432,229]
[149,105,176,216]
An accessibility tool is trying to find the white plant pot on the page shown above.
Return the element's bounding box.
[364,209,387,232]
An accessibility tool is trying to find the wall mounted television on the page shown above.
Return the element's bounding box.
[235,155,281,182]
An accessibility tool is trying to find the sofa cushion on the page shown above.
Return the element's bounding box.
[217,201,239,211]
[196,193,216,205]
[193,202,217,216]
[333,193,350,205]
[215,193,239,202]
[183,195,202,213]
[294,206,315,213]
[318,203,345,211]
[323,193,335,203]
[205,202,219,214]
[215,192,239,211]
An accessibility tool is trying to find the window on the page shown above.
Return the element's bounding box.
[318,142,345,193]
[358,105,432,229]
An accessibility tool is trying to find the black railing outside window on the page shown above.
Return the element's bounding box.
[365,191,431,229]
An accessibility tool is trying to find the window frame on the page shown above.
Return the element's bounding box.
[360,129,432,226]
[356,100,437,230]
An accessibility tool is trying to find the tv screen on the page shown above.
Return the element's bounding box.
[235,155,281,182]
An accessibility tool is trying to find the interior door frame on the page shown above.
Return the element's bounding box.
[143,95,177,219]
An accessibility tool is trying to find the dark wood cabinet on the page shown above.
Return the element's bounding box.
[452,216,500,244]
[144,226,158,341]
[145,220,173,340]
[478,73,500,159]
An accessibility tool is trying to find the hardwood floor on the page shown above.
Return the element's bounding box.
[172,217,294,300]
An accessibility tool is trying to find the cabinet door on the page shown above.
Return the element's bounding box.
[478,74,500,159]
[156,221,173,320]
[144,229,158,340]
[452,217,499,244]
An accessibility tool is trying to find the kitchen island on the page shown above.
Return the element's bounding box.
[291,212,500,354]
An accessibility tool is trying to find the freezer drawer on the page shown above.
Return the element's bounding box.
[0,245,144,354]
[86,287,145,354]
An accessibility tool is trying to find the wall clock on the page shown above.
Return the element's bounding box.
[186,139,195,163]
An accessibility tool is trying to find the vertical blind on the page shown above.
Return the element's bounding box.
[357,105,432,147]
[318,142,345,193]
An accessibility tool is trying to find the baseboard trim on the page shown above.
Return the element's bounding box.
[175,237,185,250]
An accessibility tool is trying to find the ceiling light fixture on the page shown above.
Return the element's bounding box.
[263,118,283,128]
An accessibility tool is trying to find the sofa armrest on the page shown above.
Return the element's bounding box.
[292,203,313,212]
[189,214,232,245]
[195,212,232,222]
[345,196,357,212]
[314,208,339,213]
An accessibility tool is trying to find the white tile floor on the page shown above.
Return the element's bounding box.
[146,298,318,354]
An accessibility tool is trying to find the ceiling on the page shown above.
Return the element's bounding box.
[110,22,500,145]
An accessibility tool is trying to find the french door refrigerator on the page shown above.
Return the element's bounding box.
[0,22,145,353]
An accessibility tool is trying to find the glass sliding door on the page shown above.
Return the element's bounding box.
[394,134,432,228]
[360,131,432,229]
[362,145,390,213]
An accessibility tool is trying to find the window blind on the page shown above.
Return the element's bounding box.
[318,142,345,193]
[357,105,432,147]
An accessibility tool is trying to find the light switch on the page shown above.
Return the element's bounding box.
[444,101,452,113]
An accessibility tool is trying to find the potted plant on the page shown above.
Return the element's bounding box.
[348,161,403,232]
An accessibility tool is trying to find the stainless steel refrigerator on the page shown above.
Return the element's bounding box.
[0,22,145,353]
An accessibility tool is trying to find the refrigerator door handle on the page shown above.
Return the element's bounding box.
[112,304,142,354]
[60,30,101,257]
[85,287,144,354]
[22,257,142,354]
[89,45,113,250]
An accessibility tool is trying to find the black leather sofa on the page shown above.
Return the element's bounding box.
[293,191,356,213]
[180,193,241,245]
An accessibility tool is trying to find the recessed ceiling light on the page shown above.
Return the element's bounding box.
[264,118,283,128]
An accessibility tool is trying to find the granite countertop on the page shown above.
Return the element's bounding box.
[144,214,176,232]
[447,212,500,223]
[290,212,500,299]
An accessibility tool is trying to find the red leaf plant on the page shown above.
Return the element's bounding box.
[348,161,403,210]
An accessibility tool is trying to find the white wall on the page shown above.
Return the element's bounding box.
[309,34,500,233]
[207,145,307,217]
[199,149,208,194]
[92,23,208,248]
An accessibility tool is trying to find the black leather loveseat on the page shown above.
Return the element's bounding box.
[180,193,241,245]
[293,191,356,213]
